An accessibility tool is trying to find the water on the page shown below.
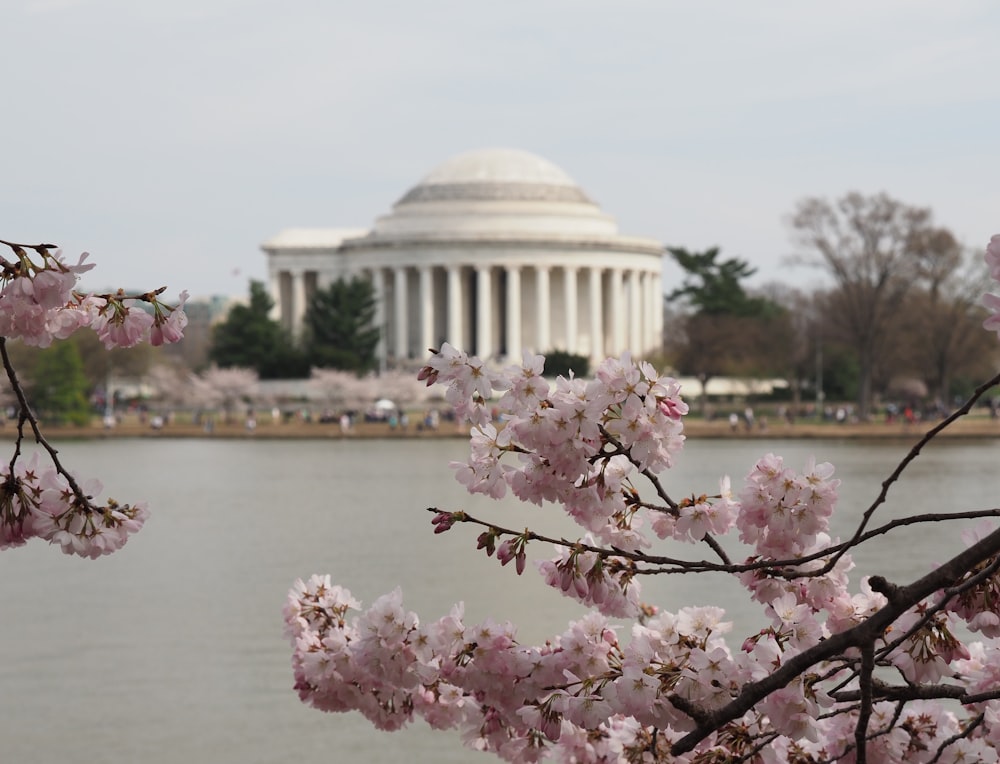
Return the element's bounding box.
[1,435,998,763]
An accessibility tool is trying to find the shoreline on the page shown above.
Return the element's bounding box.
[16,416,1000,442]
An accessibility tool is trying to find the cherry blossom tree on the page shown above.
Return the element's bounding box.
[0,238,186,557]
[286,240,1000,762]
[145,363,196,410]
[309,367,435,413]
[191,366,259,422]
[309,368,369,410]
[367,367,434,409]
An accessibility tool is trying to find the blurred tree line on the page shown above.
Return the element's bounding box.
[662,191,998,420]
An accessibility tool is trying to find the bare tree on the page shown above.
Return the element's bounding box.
[756,282,821,410]
[902,248,997,404]
[790,192,941,418]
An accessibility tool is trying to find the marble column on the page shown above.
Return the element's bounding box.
[506,265,522,360]
[291,269,308,338]
[268,272,282,323]
[609,268,623,353]
[627,269,641,353]
[644,270,657,355]
[563,265,578,354]
[476,265,493,359]
[589,267,603,360]
[536,265,550,352]
[653,268,664,355]
[419,265,434,355]
[393,266,408,360]
[371,268,386,366]
[446,264,464,351]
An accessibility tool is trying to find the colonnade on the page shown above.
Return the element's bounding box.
[273,261,663,364]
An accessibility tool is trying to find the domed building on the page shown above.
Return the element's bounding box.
[262,148,665,366]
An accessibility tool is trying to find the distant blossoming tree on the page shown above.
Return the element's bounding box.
[367,367,434,409]
[145,364,194,410]
[310,367,434,413]
[309,368,369,410]
[192,365,259,422]
[285,240,1000,762]
[0,238,186,557]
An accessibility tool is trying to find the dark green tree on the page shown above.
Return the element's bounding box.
[303,277,380,374]
[209,281,309,379]
[28,341,92,426]
[666,247,790,416]
[667,247,780,318]
[542,350,589,378]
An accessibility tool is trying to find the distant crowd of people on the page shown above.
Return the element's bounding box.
[92,394,1000,436]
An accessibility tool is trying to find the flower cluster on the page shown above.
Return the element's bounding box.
[290,235,1000,763]
[0,241,187,349]
[0,453,148,557]
[428,345,686,545]
[0,238,185,556]
[286,576,753,762]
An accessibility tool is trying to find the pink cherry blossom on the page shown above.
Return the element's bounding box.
[150,290,189,346]
[92,299,155,348]
[0,242,185,559]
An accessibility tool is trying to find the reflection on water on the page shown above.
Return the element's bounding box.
[0,436,997,763]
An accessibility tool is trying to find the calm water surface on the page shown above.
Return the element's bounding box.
[1,435,998,763]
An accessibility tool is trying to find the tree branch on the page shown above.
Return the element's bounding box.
[671,524,1000,754]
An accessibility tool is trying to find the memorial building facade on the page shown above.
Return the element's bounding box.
[262,148,665,366]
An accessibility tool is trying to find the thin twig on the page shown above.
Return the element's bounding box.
[821,371,1000,575]
[854,642,874,764]
[0,337,92,505]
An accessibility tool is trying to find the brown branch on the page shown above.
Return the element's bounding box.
[0,337,92,505]
[872,553,1000,665]
[428,506,741,573]
[598,424,678,510]
[927,711,984,764]
[819,371,1000,575]
[855,642,874,764]
[671,524,1000,755]
[700,533,732,566]
[706,507,1000,581]
[830,678,1000,705]
[430,504,1000,583]
[0,239,57,250]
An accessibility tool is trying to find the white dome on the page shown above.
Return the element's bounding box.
[371,148,617,239]
[418,148,578,188]
[394,148,594,206]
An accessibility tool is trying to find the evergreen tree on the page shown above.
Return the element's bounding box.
[666,247,791,416]
[542,350,589,378]
[667,247,780,318]
[28,341,92,426]
[209,281,309,379]
[303,277,380,374]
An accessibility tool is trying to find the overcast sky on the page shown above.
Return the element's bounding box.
[4,0,998,300]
